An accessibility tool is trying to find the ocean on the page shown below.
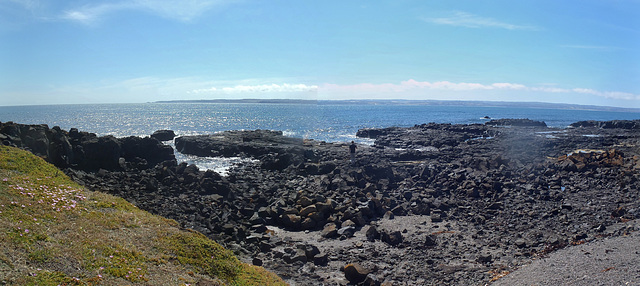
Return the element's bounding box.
[2,102,639,173]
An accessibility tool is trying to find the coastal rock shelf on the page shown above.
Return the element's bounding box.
[1,120,640,285]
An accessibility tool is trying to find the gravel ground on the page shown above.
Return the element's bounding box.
[492,221,640,286]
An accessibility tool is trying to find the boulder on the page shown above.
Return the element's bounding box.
[78,136,122,171]
[365,225,380,241]
[120,136,175,168]
[381,230,403,246]
[299,205,317,217]
[476,253,493,263]
[321,223,338,238]
[425,234,438,247]
[298,244,320,260]
[151,129,176,141]
[313,253,328,266]
[280,214,302,229]
[283,249,307,264]
[300,217,316,230]
[344,263,370,284]
[338,226,356,238]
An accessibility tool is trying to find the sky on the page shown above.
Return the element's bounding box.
[1,0,639,107]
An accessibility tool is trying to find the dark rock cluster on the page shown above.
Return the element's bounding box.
[0,122,174,171]
[2,119,640,285]
[570,119,640,129]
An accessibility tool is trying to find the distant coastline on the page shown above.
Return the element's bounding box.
[153,99,640,113]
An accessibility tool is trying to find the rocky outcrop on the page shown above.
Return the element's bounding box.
[368,123,494,150]
[557,149,628,171]
[356,126,405,139]
[570,119,640,129]
[175,130,317,170]
[3,120,640,285]
[485,118,547,127]
[0,122,175,171]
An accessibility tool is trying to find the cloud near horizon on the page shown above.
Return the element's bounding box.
[320,80,640,102]
[190,83,319,94]
[5,76,639,107]
[423,11,539,31]
[321,80,528,93]
[118,77,640,103]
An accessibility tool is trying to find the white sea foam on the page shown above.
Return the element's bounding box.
[282,130,297,137]
[177,154,258,176]
[165,141,258,176]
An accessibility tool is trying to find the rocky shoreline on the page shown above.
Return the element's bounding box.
[1,119,639,285]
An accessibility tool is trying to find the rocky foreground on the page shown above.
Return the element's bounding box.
[1,119,640,285]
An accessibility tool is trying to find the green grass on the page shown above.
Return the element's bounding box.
[0,145,287,286]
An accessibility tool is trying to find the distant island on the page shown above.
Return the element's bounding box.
[154,99,640,113]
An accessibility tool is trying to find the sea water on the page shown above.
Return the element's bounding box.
[2,102,639,172]
[3,102,639,140]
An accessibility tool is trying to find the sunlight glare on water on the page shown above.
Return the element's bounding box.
[2,102,639,173]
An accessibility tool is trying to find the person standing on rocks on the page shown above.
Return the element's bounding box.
[349,141,357,165]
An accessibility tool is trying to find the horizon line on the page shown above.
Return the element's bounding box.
[2,98,640,113]
[151,98,640,113]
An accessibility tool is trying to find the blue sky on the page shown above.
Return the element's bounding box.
[1,0,639,107]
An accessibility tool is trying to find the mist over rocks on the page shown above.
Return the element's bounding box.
[2,119,640,285]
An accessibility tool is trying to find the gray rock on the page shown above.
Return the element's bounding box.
[425,234,437,247]
[283,249,307,264]
[151,130,175,141]
[321,223,338,238]
[477,253,493,263]
[338,226,356,238]
[381,230,403,246]
[313,253,328,266]
[344,263,370,284]
[366,225,380,241]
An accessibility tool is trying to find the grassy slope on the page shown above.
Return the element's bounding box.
[0,145,286,286]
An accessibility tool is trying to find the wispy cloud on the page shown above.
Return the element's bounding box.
[62,0,238,24]
[5,0,42,11]
[322,80,528,93]
[321,80,640,101]
[560,45,623,51]
[62,3,128,24]
[423,11,539,31]
[399,79,528,91]
[532,87,640,100]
